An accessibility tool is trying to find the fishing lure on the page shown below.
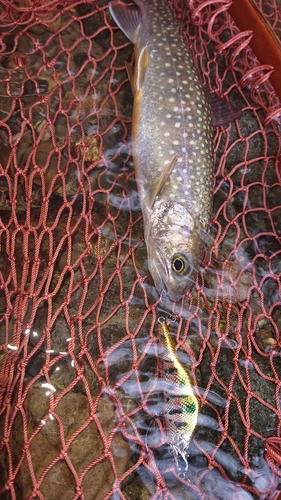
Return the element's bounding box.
[158,317,199,470]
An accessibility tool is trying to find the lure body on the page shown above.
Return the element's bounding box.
[158,319,199,469]
[109,0,214,301]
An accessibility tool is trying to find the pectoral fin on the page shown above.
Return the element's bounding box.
[204,87,242,127]
[108,2,141,44]
[148,154,178,209]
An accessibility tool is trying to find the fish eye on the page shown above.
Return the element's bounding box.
[171,253,189,275]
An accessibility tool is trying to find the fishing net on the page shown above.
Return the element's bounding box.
[0,0,281,498]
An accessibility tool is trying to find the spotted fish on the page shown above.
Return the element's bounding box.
[158,317,199,470]
[109,0,214,301]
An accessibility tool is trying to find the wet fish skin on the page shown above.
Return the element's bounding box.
[109,0,214,301]
[158,318,199,470]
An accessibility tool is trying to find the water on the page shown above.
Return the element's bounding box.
[0,0,281,499]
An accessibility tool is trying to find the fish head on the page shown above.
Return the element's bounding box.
[145,201,205,301]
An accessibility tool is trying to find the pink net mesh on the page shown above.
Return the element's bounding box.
[0,0,281,498]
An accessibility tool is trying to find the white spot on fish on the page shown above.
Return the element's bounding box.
[164,131,170,137]
[175,122,180,128]
[171,88,176,93]
[169,97,175,102]
[173,140,179,145]
[173,106,179,112]
[168,78,174,83]
[165,62,171,67]
[166,113,171,118]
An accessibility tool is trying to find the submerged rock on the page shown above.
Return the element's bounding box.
[5,385,130,499]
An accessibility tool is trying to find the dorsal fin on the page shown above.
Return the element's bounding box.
[148,154,178,209]
[136,45,149,91]
[108,2,141,44]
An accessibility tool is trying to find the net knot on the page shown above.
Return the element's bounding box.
[60,450,68,460]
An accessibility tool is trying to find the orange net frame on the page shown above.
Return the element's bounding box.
[0,0,281,498]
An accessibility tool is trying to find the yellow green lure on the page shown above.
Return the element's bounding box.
[158,317,199,470]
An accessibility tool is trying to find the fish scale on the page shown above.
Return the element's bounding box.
[109,0,214,300]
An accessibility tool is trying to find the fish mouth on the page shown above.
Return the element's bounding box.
[148,248,169,298]
[164,287,187,302]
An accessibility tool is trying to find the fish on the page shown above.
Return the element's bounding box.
[158,317,199,470]
[108,0,214,301]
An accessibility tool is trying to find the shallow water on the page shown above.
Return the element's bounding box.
[0,0,281,499]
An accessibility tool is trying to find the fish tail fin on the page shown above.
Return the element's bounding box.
[108,2,141,45]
